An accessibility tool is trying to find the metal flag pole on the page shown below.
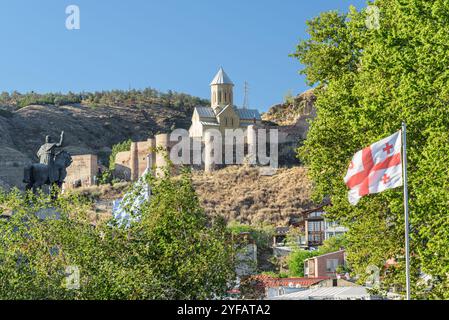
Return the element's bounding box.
[402,122,411,300]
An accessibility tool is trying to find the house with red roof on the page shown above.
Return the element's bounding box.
[242,274,329,299]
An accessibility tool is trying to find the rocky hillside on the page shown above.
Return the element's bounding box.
[0,103,196,162]
[0,94,207,189]
[262,89,316,127]
[192,166,314,226]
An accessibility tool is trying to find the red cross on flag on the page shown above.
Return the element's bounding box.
[344,131,403,205]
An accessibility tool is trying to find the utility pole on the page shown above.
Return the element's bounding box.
[243,81,249,109]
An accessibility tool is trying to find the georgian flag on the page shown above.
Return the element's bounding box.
[344,131,403,205]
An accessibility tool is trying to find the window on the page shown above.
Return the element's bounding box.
[326,259,339,272]
[218,91,222,103]
[309,221,323,232]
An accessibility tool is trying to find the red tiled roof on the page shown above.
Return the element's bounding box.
[250,275,329,288]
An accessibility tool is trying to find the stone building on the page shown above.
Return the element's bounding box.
[63,154,99,189]
[304,250,346,279]
[113,68,304,180]
[189,68,262,138]
[114,139,156,181]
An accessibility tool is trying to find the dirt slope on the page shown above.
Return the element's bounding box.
[192,166,314,225]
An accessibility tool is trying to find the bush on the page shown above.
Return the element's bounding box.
[109,139,132,171]
[287,250,318,277]
[287,234,348,277]
[0,165,235,299]
[0,89,209,111]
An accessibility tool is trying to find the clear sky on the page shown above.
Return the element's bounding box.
[0,0,367,112]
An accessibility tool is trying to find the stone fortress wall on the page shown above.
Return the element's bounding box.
[113,124,300,181]
[0,123,300,190]
[63,154,98,189]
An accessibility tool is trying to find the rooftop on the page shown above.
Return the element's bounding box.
[210,67,234,86]
[271,286,372,300]
[250,275,329,288]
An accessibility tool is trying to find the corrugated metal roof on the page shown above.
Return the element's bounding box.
[236,108,262,121]
[210,67,234,85]
[196,107,216,118]
[271,286,371,300]
[200,121,219,126]
[216,104,233,117]
[195,106,261,122]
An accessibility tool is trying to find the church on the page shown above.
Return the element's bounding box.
[189,68,262,139]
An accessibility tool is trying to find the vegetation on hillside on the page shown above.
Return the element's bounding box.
[294,0,449,298]
[287,235,349,277]
[0,88,209,111]
[192,166,314,225]
[0,166,235,299]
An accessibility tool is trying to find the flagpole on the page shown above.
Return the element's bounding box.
[402,122,411,300]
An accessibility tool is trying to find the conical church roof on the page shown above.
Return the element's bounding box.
[210,67,234,86]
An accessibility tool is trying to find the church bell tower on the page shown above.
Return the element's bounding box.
[210,67,234,114]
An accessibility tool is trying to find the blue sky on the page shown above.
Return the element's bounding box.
[0,0,366,112]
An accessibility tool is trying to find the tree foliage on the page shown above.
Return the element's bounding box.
[293,0,449,298]
[0,167,235,299]
[109,139,132,171]
[0,88,209,112]
[287,234,348,277]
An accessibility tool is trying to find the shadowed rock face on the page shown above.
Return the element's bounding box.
[0,147,31,189]
[0,103,193,162]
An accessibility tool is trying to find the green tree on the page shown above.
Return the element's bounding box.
[0,165,235,299]
[286,234,347,277]
[109,139,132,171]
[293,0,449,298]
[287,249,318,277]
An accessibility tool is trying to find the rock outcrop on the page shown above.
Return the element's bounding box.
[262,89,316,130]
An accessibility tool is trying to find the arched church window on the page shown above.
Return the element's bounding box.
[218,91,222,103]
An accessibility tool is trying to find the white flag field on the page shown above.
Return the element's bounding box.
[344,130,403,205]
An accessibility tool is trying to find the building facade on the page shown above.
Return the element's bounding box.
[304,250,346,279]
